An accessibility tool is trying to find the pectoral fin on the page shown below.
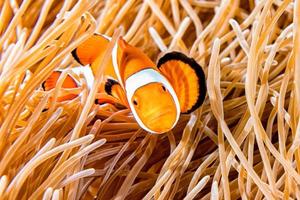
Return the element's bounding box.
[157,52,206,113]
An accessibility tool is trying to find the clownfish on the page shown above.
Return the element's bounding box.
[42,71,79,102]
[42,33,206,134]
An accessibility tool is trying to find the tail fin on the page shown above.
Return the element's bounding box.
[42,71,78,102]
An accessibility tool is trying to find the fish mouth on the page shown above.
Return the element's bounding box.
[147,108,174,124]
[146,109,176,133]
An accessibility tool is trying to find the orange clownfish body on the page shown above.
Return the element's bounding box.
[43,33,206,134]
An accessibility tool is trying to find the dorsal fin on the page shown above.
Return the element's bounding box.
[71,33,110,66]
[112,37,155,86]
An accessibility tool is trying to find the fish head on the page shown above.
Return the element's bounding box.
[130,82,179,134]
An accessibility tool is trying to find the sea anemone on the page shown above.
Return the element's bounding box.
[0,0,299,199]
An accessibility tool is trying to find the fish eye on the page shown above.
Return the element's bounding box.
[162,85,166,91]
[133,99,138,105]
